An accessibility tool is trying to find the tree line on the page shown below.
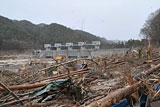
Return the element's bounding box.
[140,8,160,46]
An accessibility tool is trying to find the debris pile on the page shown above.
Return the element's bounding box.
[0,49,160,107]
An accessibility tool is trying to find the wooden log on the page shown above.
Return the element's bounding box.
[40,58,92,72]
[32,67,89,83]
[0,96,36,107]
[85,82,143,107]
[0,82,48,92]
[144,63,160,75]
[0,82,23,105]
[29,100,57,107]
[0,69,90,91]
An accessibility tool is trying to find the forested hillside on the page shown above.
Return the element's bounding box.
[0,15,144,51]
[0,16,108,51]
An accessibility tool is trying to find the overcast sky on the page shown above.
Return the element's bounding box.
[0,0,160,40]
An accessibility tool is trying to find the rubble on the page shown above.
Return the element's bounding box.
[0,49,160,107]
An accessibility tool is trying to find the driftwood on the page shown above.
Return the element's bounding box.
[1,53,160,107]
[84,82,143,107]
[84,63,160,107]
[144,63,160,75]
[0,82,23,105]
[0,82,20,100]
[29,100,57,107]
[40,58,92,72]
[0,68,90,91]
[0,96,36,107]
[32,68,89,83]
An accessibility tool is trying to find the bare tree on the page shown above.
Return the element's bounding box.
[140,9,160,45]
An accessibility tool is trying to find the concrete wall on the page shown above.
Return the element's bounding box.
[40,48,129,58]
[91,48,128,56]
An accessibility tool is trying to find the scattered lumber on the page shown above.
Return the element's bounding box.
[0,82,20,100]
[0,96,36,107]
[0,68,89,91]
[84,82,143,107]
[1,49,160,107]
[40,58,92,72]
[0,82,23,105]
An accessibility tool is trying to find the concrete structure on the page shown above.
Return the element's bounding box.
[68,46,73,50]
[92,41,101,45]
[78,42,85,46]
[80,46,86,50]
[54,43,62,47]
[39,48,129,58]
[44,44,51,50]
[95,46,100,49]
[44,41,101,51]
[66,43,73,46]
[42,41,128,58]
[57,47,61,51]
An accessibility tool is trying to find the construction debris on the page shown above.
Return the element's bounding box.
[0,48,160,107]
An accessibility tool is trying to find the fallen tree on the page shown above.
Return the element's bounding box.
[0,68,89,91]
[144,63,160,75]
[84,82,143,107]
[83,62,160,107]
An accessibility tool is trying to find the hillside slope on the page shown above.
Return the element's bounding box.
[0,15,108,51]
